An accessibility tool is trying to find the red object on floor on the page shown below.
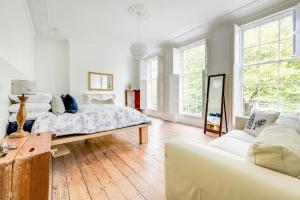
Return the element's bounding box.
[134,90,140,110]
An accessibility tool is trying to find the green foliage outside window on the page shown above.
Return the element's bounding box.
[242,14,300,116]
[181,44,206,115]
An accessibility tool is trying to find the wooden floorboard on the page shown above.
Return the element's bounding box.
[51,118,217,200]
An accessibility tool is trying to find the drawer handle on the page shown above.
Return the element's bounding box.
[29,147,35,152]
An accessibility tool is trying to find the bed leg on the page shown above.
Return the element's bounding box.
[139,126,148,144]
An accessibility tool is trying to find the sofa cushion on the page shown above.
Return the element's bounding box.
[244,110,279,137]
[248,124,300,179]
[209,136,252,158]
[275,116,300,134]
[223,130,255,143]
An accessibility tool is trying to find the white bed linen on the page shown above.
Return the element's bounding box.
[31,104,150,136]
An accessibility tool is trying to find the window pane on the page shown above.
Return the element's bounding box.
[243,66,258,85]
[279,83,300,105]
[280,16,293,40]
[280,39,293,60]
[243,66,259,113]
[151,79,157,109]
[243,46,260,65]
[280,61,300,82]
[260,21,279,44]
[243,27,259,48]
[183,45,205,74]
[258,84,278,102]
[259,63,278,84]
[260,42,278,63]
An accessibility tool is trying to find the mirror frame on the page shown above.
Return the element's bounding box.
[204,74,227,137]
[88,72,114,91]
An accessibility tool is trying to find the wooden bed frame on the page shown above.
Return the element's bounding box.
[51,123,148,146]
[51,94,149,146]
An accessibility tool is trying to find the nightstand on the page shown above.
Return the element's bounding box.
[0,133,52,200]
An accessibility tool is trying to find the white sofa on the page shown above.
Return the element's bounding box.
[165,116,300,200]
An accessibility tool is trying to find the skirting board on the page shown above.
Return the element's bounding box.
[51,124,148,146]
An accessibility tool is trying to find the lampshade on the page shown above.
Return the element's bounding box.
[130,42,148,60]
[11,80,36,95]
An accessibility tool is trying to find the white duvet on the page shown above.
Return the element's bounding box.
[31,104,150,136]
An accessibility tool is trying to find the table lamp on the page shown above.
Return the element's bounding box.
[10,80,36,138]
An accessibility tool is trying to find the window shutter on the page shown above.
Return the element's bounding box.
[157,55,164,111]
[140,60,148,109]
[169,74,179,115]
[295,3,300,57]
[233,24,242,120]
[172,48,180,75]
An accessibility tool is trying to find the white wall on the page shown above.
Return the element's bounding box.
[0,0,35,80]
[0,0,35,138]
[35,37,70,95]
[69,40,139,105]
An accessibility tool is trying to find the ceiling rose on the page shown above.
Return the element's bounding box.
[129,5,149,60]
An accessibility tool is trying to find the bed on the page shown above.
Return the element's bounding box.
[31,94,150,145]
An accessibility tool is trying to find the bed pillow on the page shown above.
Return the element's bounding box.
[9,112,46,122]
[275,116,300,134]
[244,110,280,136]
[7,120,35,135]
[8,103,51,113]
[51,95,65,115]
[9,92,52,104]
[91,98,114,105]
[248,124,300,178]
[61,94,78,113]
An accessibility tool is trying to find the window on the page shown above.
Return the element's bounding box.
[240,10,300,116]
[179,41,206,116]
[147,57,158,110]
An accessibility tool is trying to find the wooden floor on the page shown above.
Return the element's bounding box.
[51,118,217,200]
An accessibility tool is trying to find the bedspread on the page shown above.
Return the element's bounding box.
[31,104,150,136]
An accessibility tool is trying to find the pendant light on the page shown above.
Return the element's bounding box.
[129,5,149,60]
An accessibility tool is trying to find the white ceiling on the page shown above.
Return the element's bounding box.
[28,0,289,53]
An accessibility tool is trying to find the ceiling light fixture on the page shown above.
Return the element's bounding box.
[129,5,149,60]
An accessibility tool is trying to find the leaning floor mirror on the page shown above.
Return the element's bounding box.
[204,74,228,137]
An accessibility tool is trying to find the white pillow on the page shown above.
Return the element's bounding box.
[9,92,52,103]
[51,96,65,115]
[275,116,300,134]
[244,110,279,136]
[248,124,300,178]
[8,112,47,122]
[91,98,114,105]
[9,103,51,113]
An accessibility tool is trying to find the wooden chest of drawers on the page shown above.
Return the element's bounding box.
[0,133,52,200]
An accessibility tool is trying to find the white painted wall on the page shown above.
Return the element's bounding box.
[35,37,70,95]
[0,0,35,80]
[69,40,139,105]
[0,0,35,137]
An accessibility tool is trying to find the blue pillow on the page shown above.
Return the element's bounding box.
[7,120,35,135]
[61,94,78,113]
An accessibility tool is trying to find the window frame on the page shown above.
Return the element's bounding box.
[178,40,207,117]
[146,56,158,111]
[239,8,298,116]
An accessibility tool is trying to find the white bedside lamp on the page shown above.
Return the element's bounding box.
[10,80,36,138]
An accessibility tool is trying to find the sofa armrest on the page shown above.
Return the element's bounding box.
[235,116,249,130]
[165,140,300,200]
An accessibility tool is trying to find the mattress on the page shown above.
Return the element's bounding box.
[31,104,150,136]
